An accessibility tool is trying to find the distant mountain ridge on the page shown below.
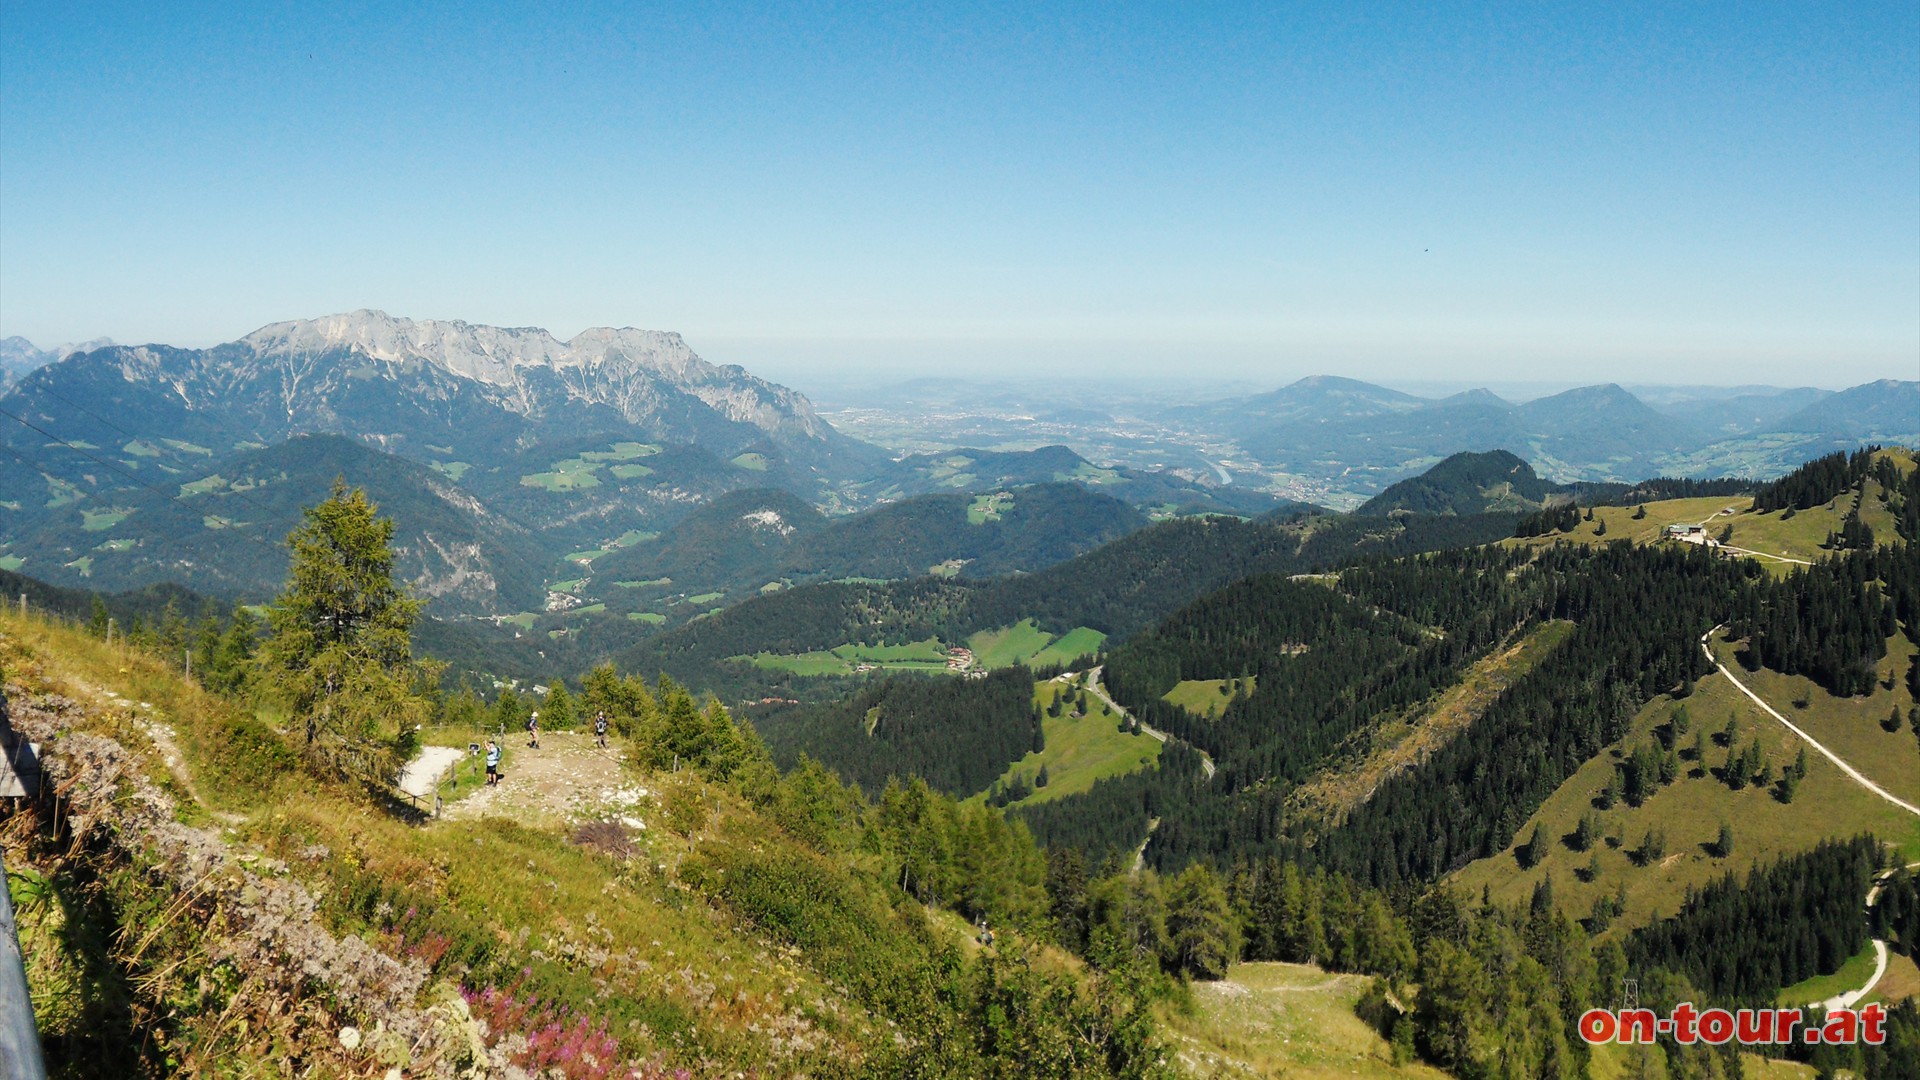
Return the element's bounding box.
[0,334,113,391]
[1190,374,1918,497]
[0,313,1297,629]
[869,445,1288,516]
[4,311,864,473]
[593,481,1147,599]
[0,434,551,616]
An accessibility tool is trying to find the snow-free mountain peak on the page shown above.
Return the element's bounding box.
[240,310,719,388]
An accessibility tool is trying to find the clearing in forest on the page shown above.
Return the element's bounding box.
[1163,961,1446,1079]
[1294,621,1572,824]
[971,678,1159,808]
[1161,676,1258,720]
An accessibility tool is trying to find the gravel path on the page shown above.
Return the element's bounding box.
[397,745,465,802]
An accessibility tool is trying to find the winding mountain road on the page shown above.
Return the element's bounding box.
[1699,626,1920,1011]
[1699,628,1920,818]
[1814,863,1920,1013]
[1085,666,1216,781]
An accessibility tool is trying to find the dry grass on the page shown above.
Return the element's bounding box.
[1869,951,1920,1006]
[1160,962,1446,1079]
[1504,496,1746,553]
[1711,633,1920,808]
[1293,621,1574,825]
[0,606,882,1075]
[1449,643,1920,937]
[1499,448,1912,578]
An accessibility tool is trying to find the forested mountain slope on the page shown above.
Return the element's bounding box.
[619,509,1523,703]
[592,481,1147,600]
[903,449,1918,912]
[0,434,552,616]
[11,446,1920,1078]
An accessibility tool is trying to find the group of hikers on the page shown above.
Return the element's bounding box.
[479,708,611,786]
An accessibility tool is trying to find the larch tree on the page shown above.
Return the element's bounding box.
[1165,862,1239,980]
[257,478,438,785]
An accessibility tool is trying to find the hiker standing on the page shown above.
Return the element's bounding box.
[484,740,501,785]
[594,710,608,748]
[527,710,540,750]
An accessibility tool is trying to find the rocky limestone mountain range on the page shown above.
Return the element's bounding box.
[2,311,858,471]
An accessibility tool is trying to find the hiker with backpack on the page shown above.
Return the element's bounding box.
[594,710,609,748]
[527,710,540,750]
[484,740,501,785]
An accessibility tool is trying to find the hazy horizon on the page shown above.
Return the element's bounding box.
[4,4,1916,387]
[2,314,1902,399]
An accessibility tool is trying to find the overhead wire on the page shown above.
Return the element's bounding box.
[4,378,293,524]
[0,407,297,562]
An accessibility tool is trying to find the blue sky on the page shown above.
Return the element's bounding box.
[2,2,1915,387]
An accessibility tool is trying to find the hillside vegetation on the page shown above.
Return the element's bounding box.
[10,439,1920,1077]
[621,509,1523,706]
[1,601,1180,1078]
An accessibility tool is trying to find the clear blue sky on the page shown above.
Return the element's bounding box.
[3,1,1915,387]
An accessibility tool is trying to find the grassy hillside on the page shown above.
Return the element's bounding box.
[1709,633,1920,807]
[1504,494,1745,551]
[966,619,1106,670]
[0,608,1169,1079]
[1452,450,1920,942]
[1161,676,1258,720]
[1161,962,1447,1079]
[1504,447,1913,571]
[1448,629,1920,952]
[973,677,1162,808]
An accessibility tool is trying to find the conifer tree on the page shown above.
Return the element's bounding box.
[1639,828,1665,863]
[1166,863,1238,980]
[256,479,437,784]
[1573,813,1596,853]
[543,682,578,730]
[1519,825,1546,870]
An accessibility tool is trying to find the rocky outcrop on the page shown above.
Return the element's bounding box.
[7,689,503,1077]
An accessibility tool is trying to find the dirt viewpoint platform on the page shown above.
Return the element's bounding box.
[438,730,645,826]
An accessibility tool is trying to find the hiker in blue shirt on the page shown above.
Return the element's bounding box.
[484,740,501,786]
